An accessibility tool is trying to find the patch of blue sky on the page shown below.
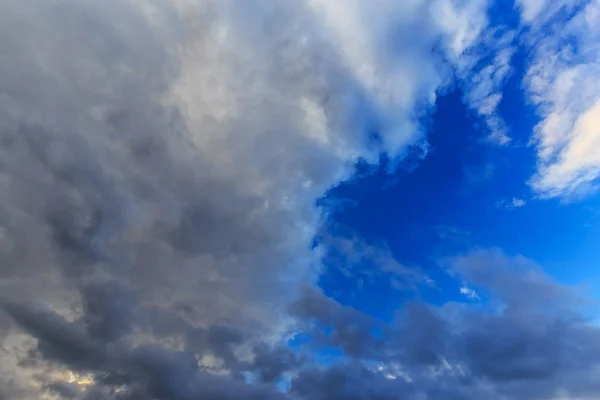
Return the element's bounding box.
[316,2,600,321]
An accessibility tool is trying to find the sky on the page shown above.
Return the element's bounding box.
[2,0,600,399]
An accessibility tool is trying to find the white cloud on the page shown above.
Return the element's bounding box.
[460,286,480,300]
[523,0,600,198]
[515,0,580,26]
[461,33,516,145]
[438,5,517,147]
[515,0,550,22]
[431,0,490,59]
[495,197,527,209]
[511,198,527,208]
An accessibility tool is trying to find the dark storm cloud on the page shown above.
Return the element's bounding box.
[3,302,108,371]
[79,276,138,343]
[251,343,300,383]
[4,301,290,400]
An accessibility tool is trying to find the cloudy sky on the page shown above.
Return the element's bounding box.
[2,0,600,399]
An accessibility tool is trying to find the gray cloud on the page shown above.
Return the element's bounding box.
[285,249,600,400]
[289,285,385,358]
[4,300,289,400]
[291,363,407,400]
[447,248,588,311]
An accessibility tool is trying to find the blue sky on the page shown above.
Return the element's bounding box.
[4,0,600,399]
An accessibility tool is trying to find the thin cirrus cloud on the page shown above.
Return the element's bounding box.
[1,1,600,400]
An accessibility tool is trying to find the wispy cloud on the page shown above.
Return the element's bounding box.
[460,32,516,145]
[521,0,600,198]
[318,232,433,292]
[460,286,481,300]
[495,197,527,209]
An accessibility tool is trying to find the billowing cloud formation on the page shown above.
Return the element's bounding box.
[522,0,600,198]
[0,0,493,398]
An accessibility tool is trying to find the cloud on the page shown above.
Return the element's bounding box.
[318,232,432,292]
[3,301,290,400]
[460,30,516,145]
[0,0,495,397]
[448,248,587,310]
[289,285,385,358]
[511,198,527,207]
[522,0,600,198]
[459,286,480,299]
[429,0,517,146]
[515,0,580,26]
[291,363,406,400]
[515,0,550,22]
[495,197,527,209]
[287,249,600,400]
